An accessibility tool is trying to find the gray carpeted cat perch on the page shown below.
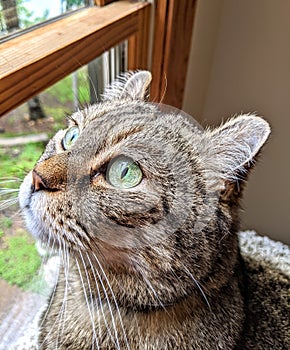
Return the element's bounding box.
[237,231,289,349]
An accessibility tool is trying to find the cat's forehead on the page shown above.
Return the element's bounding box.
[58,101,206,168]
[70,100,152,126]
[69,101,203,138]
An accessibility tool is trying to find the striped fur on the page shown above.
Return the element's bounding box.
[19,71,273,349]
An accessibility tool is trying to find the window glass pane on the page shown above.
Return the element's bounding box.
[0,0,92,39]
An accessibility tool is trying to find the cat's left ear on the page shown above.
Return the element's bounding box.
[205,114,271,181]
[103,71,152,101]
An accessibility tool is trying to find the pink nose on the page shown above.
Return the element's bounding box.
[32,170,47,192]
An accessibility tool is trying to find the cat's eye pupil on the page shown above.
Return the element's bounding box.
[63,125,80,150]
[107,156,142,189]
[121,167,129,179]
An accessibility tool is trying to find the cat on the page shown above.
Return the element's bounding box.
[18,71,288,349]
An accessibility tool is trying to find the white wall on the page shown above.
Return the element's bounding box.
[183,0,290,244]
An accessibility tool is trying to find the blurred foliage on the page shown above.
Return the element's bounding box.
[17,0,49,28]
[0,142,44,183]
[0,0,49,34]
[0,216,13,229]
[0,233,41,289]
[47,68,90,105]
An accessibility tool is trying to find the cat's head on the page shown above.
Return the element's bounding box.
[19,71,270,310]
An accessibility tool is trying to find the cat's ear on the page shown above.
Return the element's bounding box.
[206,114,270,181]
[103,71,152,101]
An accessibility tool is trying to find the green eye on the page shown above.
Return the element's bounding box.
[107,156,143,189]
[63,126,79,150]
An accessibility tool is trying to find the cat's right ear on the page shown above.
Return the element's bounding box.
[103,71,152,101]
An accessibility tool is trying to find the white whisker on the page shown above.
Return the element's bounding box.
[132,258,166,311]
[0,177,22,184]
[0,187,19,193]
[39,234,59,328]
[91,253,121,350]
[53,239,69,349]
[0,197,19,210]
[158,72,167,105]
[85,252,117,346]
[59,240,70,337]
[9,207,22,219]
[78,250,99,350]
[92,252,130,350]
[185,269,212,312]
[38,236,68,349]
[87,72,99,103]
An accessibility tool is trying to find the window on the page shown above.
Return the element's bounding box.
[0,0,151,117]
[0,0,91,39]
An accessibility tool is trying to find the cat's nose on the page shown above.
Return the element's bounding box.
[31,153,68,192]
[32,170,47,192]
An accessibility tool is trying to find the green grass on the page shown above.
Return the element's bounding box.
[0,234,41,289]
[0,131,33,138]
[0,142,44,290]
[0,142,44,184]
[47,75,74,105]
[43,68,90,133]
[44,106,68,134]
[0,217,13,229]
[47,68,90,106]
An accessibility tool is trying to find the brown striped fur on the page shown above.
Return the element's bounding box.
[19,71,287,349]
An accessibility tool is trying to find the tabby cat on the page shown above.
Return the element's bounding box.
[19,71,288,349]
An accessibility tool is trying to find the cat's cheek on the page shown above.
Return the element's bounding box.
[19,171,46,240]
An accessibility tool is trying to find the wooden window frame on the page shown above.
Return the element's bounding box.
[150,0,197,109]
[0,0,196,117]
[0,1,150,116]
